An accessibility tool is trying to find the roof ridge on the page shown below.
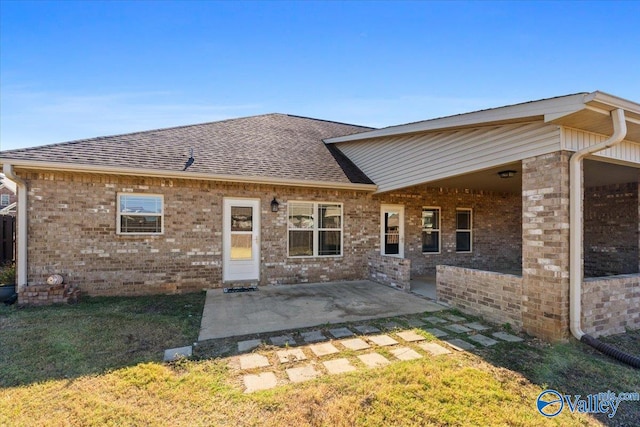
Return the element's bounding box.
[284,113,375,130]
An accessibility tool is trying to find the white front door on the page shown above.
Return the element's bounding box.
[223,198,260,282]
[381,204,404,258]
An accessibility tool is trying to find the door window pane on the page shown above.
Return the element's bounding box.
[384,212,400,255]
[230,234,252,260]
[231,206,253,232]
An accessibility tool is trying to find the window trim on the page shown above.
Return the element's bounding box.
[455,208,473,253]
[421,206,441,254]
[287,201,343,258]
[116,193,164,235]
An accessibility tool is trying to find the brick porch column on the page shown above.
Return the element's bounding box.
[521,151,571,341]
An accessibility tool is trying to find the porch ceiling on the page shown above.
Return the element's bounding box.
[416,162,523,193]
[584,159,639,187]
[405,160,638,193]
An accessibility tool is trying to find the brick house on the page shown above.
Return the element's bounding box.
[1,91,639,341]
[0,176,17,215]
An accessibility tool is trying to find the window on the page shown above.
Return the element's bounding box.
[422,207,440,253]
[456,208,472,252]
[0,194,9,207]
[288,202,342,257]
[117,194,163,234]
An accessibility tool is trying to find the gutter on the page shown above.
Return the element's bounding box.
[2,164,27,292]
[0,159,378,192]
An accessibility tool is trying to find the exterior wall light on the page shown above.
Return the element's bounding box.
[497,170,517,179]
[270,197,280,212]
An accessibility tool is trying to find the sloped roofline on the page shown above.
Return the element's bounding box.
[2,113,373,155]
[0,113,378,191]
[324,91,640,144]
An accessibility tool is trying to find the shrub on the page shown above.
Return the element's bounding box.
[0,263,16,285]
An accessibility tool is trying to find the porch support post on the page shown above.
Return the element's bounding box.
[521,152,571,341]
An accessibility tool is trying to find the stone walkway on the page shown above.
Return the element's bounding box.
[225,312,524,393]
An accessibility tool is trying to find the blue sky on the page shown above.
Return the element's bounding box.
[1,1,639,151]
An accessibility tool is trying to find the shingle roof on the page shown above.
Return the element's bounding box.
[0,113,375,185]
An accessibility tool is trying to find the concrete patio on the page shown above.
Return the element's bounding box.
[198,280,444,341]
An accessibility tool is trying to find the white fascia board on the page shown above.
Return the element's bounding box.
[584,91,640,115]
[0,159,378,192]
[325,93,589,144]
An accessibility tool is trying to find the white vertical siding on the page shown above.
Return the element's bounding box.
[561,127,640,164]
[337,122,561,193]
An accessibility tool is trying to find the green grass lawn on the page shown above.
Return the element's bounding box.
[1,293,638,426]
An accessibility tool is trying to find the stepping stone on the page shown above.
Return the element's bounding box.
[301,330,327,343]
[443,324,473,334]
[418,342,452,356]
[444,338,476,351]
[444,314,467,323]
[468,334,499,347]
[423,316,447,324]
[276,348,307,364]
[382,321,403,330]
[368,334,399,347]
[492,331,524,342]
[358,352,391,368]
[328,327,355,339]
[269,334,296,346]
[286,365,321,383]
[163,345,192,362]
[405,318,426,327]
[354,324,381,335]
[390,346,423,361]
[309,342,340,357]
[396,330,426,342]
[465,322,490,331]
[237,339,262,353]
[422,327,448,338]
[323,358,357,375]
[239,353,270,370]
[243,372,278,393]
[339,338,370,351]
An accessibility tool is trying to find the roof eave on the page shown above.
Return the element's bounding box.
[325,93,592,144]
[0,159,378,192]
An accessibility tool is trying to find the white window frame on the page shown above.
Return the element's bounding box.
[287,201,343,258]
[422,207,441,254]
[0,194,9,207]
[456,208,472,253]
[117,193,164,235]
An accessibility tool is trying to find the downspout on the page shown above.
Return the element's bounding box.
[2,164,27,292]
[569,108,640,368]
